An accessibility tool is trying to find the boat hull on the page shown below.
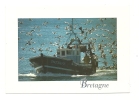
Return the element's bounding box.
[29,55,94,75]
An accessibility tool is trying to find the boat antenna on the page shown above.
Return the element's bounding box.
[72,18,78,44]
[66,18,79,46]
[72,18,74,33]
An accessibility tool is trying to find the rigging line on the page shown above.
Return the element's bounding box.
[66,18,75,45]
[72,18,76,38]
[65,18,80,45]
[65,32,72,44]
[74,18,81,28]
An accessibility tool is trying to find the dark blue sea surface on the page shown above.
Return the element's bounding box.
[18,18,117,81]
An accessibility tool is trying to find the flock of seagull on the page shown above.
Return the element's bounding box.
[18,18,117,69]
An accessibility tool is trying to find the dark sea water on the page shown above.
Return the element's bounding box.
[18,18,117,81]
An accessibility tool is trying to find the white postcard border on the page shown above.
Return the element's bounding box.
[5,6,130,93]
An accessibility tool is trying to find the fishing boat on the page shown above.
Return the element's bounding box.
[29,18,98,75]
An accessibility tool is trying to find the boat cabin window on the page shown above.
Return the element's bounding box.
[57,49,80,57]
[57,50,60,55]
[73,51,75,55]
[72,50,80,55]
[77,50,79,55]
[62,51,65,56]
[67,50,72,55]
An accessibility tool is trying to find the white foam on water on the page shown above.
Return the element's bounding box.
[71,70,117,78]
[19,69,117,79]
[71,74,87,77]
[19,72,72,77]
[92,69,117,76]
[35,72,72,77]
[19,73,37,77]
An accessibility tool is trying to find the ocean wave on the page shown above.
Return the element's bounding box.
[19,72,72,77]
[19,69,117,77]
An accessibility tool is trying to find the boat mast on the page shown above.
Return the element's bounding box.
[72,18,76,40]
[72,18,74,34]
[66,18,78,46]
[72,18,78,46]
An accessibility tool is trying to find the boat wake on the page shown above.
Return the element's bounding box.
[93,69,117,76]
[19,69,117,81]
[19,69,117,77]
[71,69,117,77]
[19,72,72,77]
